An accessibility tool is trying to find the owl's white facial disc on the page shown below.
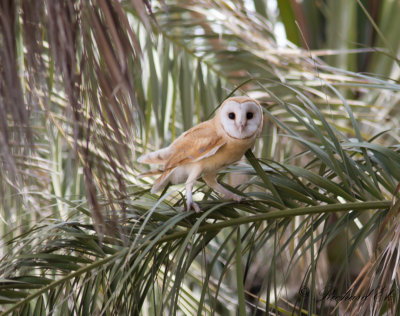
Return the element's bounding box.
[220,101,262,139]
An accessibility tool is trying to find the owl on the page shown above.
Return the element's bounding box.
[138,96,263,213]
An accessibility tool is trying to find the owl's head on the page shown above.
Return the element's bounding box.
[218,96,263,139]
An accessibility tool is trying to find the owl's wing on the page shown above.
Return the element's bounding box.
[165,121,226,170]
[145,120,226,193]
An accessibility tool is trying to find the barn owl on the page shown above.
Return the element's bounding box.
[138,96,263,213]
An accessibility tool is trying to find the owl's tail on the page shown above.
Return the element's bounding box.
[137,147,171,165]
[137,169,163,178]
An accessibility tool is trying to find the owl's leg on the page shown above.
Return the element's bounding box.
[185,182,201,213]
[184,169,202,213]
[203,173,243,202]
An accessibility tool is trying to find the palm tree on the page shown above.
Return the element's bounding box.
[0,0,399,314]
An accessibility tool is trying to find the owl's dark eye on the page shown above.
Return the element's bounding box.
[246,112,253,119]
[228,112,235,120]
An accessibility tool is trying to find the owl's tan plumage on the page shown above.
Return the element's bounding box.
[138,96,263,212]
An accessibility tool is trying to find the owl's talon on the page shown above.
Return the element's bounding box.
[186,201,201,213]
[224,193,243,202]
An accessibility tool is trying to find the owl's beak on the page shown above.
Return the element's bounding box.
[238,122,246,133]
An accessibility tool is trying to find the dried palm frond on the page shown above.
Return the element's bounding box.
[345,184,400,315]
